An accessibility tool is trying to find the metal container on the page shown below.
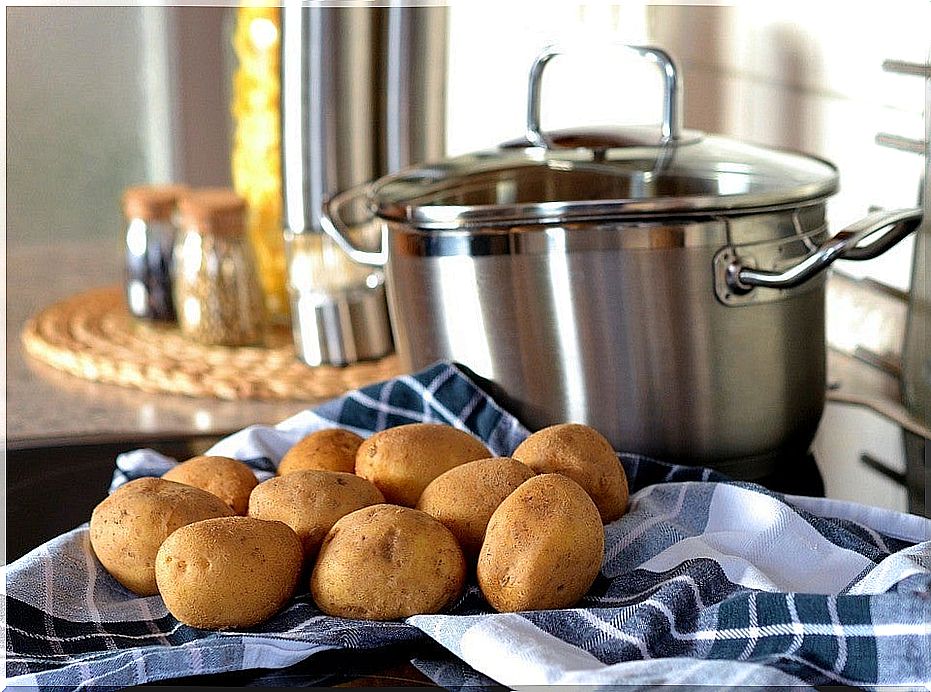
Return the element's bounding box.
[122,184,188,322]
[321,45,923,478]
[378,5,448,173]
[280,3,446,366]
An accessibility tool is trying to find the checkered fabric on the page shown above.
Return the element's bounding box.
[6,362,931,689]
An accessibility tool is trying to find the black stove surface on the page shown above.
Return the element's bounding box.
[755,452,825,497]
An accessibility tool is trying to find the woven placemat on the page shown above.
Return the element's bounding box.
[21,286,402,400]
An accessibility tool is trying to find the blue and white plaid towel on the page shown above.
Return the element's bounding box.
[6,362,931,689]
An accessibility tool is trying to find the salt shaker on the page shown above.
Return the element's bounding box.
[172,189,266,346]
[122,184,188,321]
[285,229,393,367]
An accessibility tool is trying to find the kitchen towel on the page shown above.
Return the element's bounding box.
[6,361,931,689]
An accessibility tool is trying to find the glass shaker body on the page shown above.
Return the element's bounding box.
[172,189,266,347]
[122,185,187,321]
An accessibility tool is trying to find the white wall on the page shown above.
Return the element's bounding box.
[6,7,150,247]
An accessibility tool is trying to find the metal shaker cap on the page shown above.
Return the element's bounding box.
[290,272,394,367]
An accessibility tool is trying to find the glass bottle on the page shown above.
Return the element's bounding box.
[122,184,188,321]
[172,189,266,347]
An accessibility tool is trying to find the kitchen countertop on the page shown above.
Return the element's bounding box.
[7,241,318,450]
[8,240,930,449]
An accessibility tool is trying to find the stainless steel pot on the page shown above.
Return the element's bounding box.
[321,45,923,478]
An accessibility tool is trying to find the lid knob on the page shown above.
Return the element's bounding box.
[525,44,683,148]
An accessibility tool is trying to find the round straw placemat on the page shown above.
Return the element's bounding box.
[21,286,402,400]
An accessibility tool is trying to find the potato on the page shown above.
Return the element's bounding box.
[162,455,258,515]
[416,457,534,561]
[512,423,629,523]
[355,423,491,506]
[155,516,302,630]
[248,470,384,561]
[278,428,364,476]
[89,477,234,596]
[477,473,604,612]
[310,504,466,620]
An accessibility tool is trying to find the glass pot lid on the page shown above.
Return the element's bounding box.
[371,45,839,230]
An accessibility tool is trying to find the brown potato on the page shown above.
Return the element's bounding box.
[162,455,258,515]
[355,423,491,507]
[310,504,466,620]
[278,428,364,476]
[416,457,534,561]
[89,477,234,596]
[155,516,303,630]
[512,423,629,523]
[477,474,604,612]
[248,470,384,561]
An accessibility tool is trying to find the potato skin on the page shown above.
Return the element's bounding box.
[155,516,302,630]
[89,477,234,596]
[355,424,491,507]
[278,429,364,476]
[512,423,629,523]
[248,470,384,561]
[477,474,604,612]
[162,455,258,515]
[310,504,466,620]
[416,457,534,561]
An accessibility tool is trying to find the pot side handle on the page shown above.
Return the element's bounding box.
[319,185,388,267]
[725,207,923,294]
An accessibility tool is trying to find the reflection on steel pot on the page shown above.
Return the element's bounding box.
[321,44,923,479]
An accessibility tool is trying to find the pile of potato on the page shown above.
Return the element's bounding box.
[89,421,629,629]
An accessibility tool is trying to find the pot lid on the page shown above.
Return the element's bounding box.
[372,130,838,229]
[371,45,838,230]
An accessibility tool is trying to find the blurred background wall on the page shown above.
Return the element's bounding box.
[6,6,233,248]
[6,2,928,290]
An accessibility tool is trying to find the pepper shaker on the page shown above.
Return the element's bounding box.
[122,184,188,321]
[172,189,266,346]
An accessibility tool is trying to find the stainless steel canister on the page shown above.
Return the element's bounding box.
[280,4,446,366]
[320,45,923,479]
